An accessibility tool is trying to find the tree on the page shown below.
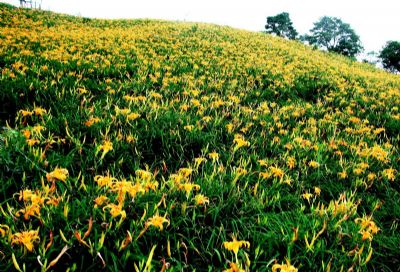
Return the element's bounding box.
[303,16,363,58]
[265,12,298,40]
[379,41,400,73]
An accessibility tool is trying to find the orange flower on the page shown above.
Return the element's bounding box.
[11,229,40,252]
[223,262,245,272]
[94,195,109,208]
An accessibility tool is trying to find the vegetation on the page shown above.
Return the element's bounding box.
[1,4,400,271]
[379,41,400,73]
[303,16,363,58]
[265,12,298,40]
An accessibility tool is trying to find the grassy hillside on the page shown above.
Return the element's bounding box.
[0,4,399,271]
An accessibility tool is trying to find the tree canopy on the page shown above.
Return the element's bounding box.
[379,41,400,73]
[265,12,298,40]
[303,16,363,58]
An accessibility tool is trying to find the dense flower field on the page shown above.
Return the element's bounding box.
[0,3,399,271]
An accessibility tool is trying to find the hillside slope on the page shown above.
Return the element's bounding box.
[1,4,399,271]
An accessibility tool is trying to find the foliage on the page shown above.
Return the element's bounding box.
[265,12,298,40]
[1,5,400,272]
[379,41,400,73]
[303,16,363,58]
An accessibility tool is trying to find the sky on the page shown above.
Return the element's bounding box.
[2,0,400,55]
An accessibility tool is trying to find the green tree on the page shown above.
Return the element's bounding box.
[303,16,363,58]
[379,41,400,73]
[265,12,298,40]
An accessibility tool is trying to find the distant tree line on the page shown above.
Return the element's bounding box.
[265,12,400,73]
[19,0,42,9]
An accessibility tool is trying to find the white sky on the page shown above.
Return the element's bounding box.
[2,0,400,54]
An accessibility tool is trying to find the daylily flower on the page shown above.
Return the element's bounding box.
[223,262,245,272]
[272,259,298,272]
[194,194,209,206]
[208,151,219,162]
[33,106,47,116]
[11,229,40,252]
[223,237,250,257]
[145,213,170,231]
[46,167,69,183]
[308,160,320,168]
[94,174,116,188]
[194,157,206,169]
[0,224,10,237]
[94,195,109,208]
[382,168,396,181]
[98,140,113,159]
[233,135,250,150]
[103,203,126,219]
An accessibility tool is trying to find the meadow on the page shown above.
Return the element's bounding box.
[0,3,399,271]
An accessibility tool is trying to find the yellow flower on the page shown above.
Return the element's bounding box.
[18,189,34,202]
[272,259,298,272]
[194,157,206,168]
[46,167,69,182]
[84,116,100,127]
[194,194,209,206]
[360,230,372,241]
[286,156,296,169]
[103,203,126,219]
[208,151,219,161]
[94,174,116,188]
[269,166,284,179]
[234,167,248,177]
[367,173,376,181]
[355,216,380,241]
[226,123,234,133]
[314,187,321,196]
[33,106,47,116]
[184,125,194,131]
[150,92,162,99]
[308,160,320,168]
[19,109,33,117]
[178,167,193,178]
[145,214,170,231]
[223,237,250,256]
[127,112,140,121]
[11,229,40,252]
[382,168,396,181]
[16,203,41,220]
[259,171,270,179]
[302,192,313,201]
[135,169,153,182]
[338,171,347,179]
[111,179,144,203]
[94,195,109,208]
[98,140,113,159]
[223,262,245,272]
[26,138,40,146]
[178,182,200,197]
[99,140,113,153]
[0,224,9,237]
[233,135,250,150]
